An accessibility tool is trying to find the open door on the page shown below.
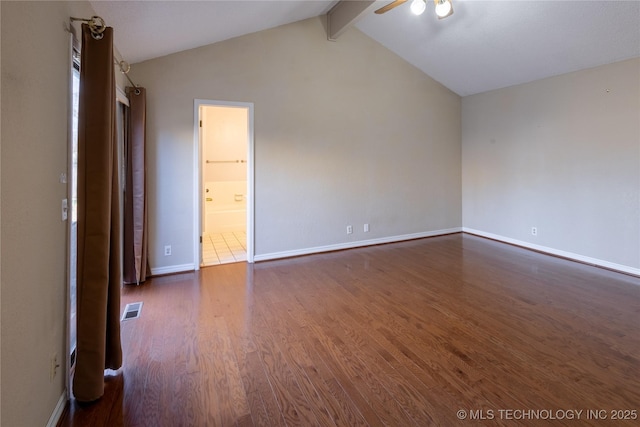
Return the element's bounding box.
[194,99,254,268]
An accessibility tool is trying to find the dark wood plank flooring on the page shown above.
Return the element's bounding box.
[60,233,640,426]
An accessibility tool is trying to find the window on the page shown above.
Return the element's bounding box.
[69,55,80,366]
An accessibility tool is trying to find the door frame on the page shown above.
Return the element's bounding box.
[193,99,255,266]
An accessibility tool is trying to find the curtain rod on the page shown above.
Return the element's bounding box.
[70,16,106,38]
[116,60,141,93]
[70,15,141,93]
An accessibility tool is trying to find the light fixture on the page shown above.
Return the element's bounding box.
[410,0,427,15]
[434,0,454,19]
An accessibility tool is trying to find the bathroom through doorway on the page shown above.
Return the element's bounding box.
[196,100,254,266]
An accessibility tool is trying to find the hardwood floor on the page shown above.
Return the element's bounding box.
[59,233,640,426]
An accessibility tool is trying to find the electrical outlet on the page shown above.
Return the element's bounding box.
[531,227,538,236]
[364,223,370,232]
[164,245,172,256]
[50,353,59,382]
[346,225,353,235]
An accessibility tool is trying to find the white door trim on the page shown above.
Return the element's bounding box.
[193,99,255,266]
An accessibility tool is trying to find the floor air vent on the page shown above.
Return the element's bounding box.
[121,302,143,321]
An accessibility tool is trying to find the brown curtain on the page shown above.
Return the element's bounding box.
[74,23,122,402]
[123,87,149,285]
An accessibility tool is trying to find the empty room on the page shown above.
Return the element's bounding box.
[1,1,639,426]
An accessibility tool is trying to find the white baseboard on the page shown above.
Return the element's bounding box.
[148,228,638,277]
[253,227,462,262]
[46,390,68,427]
[150,263,195,276]
[463,228,640,278]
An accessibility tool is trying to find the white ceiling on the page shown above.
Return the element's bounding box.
[91,0,640,96]
[357,0,640,95]
[90,1,338,63]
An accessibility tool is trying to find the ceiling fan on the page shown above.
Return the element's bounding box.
[375,0,454,19]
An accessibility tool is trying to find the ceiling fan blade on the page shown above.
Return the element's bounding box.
[374,0,408,14]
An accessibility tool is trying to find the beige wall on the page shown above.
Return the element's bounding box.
[1,1,99,425]
[130,17,462,270]
[462,58,640,273]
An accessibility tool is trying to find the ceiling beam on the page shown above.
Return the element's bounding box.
[326,0,377,41]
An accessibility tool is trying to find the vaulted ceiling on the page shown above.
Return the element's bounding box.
[91,0,640,96]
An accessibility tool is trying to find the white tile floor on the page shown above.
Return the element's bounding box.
[202,231,247,266]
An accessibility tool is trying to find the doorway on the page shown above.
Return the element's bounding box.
[194,100,254,266]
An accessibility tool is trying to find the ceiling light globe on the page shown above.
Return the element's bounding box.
[435,0,452,18]
[410,0,427,15]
